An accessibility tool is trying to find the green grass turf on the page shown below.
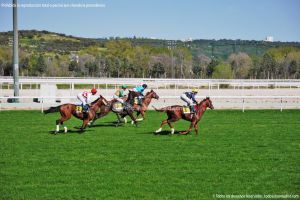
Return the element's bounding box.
[0,110,299,199]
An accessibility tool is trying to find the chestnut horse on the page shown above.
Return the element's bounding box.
[132,89,159,122]
[153,97,214,135]
[44,95,108,133]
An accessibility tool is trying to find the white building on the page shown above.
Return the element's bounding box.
[265,36,274,42]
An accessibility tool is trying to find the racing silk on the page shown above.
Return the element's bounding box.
[80,91,93,104]
[115,89,126,97]
[184,92,197,104]
[133,86,145,94]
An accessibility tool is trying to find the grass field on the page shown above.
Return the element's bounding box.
[0,110,299,199]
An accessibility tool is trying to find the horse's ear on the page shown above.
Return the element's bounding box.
[151,89,153,92]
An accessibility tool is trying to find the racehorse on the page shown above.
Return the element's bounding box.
[153,97,214,135]
[132,89,159,122]
[44,95,108,133]
[90,90,140,126]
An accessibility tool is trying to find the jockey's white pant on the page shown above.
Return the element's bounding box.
[77,94,87,106]
[113,95,124,103]
[180,94,194,106]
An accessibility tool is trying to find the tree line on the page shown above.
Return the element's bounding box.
[0,31,300,79]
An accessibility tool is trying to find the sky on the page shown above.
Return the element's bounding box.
[0,0,300,42]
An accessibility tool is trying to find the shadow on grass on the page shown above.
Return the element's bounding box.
[48,129,93,135]
[89,122,123,128]
[140,130,183,136]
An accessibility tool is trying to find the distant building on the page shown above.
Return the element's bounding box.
[265,36,274,42]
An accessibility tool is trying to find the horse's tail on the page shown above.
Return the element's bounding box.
[44,106,61,114]
[152,105,168,112]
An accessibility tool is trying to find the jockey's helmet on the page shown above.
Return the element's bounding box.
[142,84,147,88]
[91,88,97,94]
[122,85,127,89]
[192,88,199,93]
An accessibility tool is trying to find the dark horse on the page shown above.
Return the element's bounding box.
[153,97,214,135]
[90,90,140,126]
[44,95,108,133]
[131,89,159,123]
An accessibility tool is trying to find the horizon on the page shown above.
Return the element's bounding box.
[1,0,300,42]
[2,29,300,43]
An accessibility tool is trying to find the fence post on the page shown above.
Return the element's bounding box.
[41,97,44,113]
[280,98,283,112]
[242,98,245,112]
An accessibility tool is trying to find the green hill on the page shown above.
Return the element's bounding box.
[0,30,300,79]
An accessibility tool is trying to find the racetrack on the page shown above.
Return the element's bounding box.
[0,110,299,199]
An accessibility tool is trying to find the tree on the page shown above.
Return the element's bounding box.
[34,55,47,75]
[212,63,233,79]
[150,62,165,78]
[228,52,252,78]
[206,59,220,78]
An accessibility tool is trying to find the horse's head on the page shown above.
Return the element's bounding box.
[147,89,159,100]
[100,95,109,106]
[197,97,214,110]
[204,97,214,109]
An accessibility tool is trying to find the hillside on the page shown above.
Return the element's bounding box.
[0,30,300,79]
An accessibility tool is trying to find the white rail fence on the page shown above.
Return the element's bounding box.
[1,77,300,90]
[1,96,299,112]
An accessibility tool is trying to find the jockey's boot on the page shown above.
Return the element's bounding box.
[83,105,90,113]
[190,105,195,114]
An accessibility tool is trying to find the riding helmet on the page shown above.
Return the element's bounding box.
[91,88,97,94]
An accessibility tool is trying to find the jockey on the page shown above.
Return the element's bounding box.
[180,88,198,113]
[133,84,147,105]
[77,88,97,112]
[113,85,128,104]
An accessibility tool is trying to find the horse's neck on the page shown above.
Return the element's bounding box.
[196,103,208,116]
[142,96,153,107]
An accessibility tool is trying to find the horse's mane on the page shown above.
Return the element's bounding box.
[91,97,100,105]
[198,97,209,106]
[91,95,106,105]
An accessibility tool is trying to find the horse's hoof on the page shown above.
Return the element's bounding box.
[155,128,162,133]
[136,118,144,122]
[171,128,175,134]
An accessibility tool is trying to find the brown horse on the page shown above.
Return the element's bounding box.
[44,95,108,133]
[153,97,214,135]
[132,89,159,123]
[90,90,140,126]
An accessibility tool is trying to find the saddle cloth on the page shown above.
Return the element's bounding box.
[75,105,83,113]
[182,106,196,114]
[134,97,139,105]
[112,102,124,112]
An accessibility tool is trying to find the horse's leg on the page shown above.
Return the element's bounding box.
[167,117,181,134]
[126,111,137,126]
[55,113,71,134]
[90,111,109,126]
[155,119,168,133]
[194,123,199,135]
[79,118,90,133]
[180,121,196,135]
[55,119,60,133]
[167,121,175,134]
